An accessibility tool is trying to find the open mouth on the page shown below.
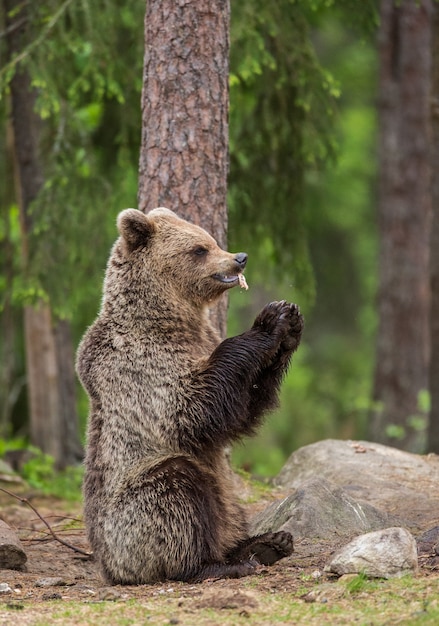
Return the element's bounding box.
[212,273,239,285]
[212,273,249,290]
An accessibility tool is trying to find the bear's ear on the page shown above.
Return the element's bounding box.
[117,209,155,252]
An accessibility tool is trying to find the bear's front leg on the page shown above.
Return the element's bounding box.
[177,301,294,451]
[247,301,304,421]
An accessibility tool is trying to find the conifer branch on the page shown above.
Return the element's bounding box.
[0,0,75,80]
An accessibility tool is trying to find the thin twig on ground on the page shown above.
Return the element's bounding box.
[0,486,91,558]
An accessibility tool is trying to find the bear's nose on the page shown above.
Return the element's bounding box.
[235,252,248,269]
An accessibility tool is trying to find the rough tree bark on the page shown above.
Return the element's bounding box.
[138,0,230,337]
[370,0,432,451]
[429,4,439,453]
[5,0,82,467]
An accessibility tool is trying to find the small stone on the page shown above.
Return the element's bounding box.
[96,587,122,601]
[300,583,345,604]
[0,583,12,594]
[42,592,62,601]
[35,577,67,588]
[325,527,418,579]
[301,590,317,603]
[73,584,96,595]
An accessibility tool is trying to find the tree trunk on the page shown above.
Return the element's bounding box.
[370,0,432,451]
[54,319,83,462]
[138,0,230,337]
[428,4,439,453]
[24,306,63,462]
[0,117,21,436]
[5,0,82,467]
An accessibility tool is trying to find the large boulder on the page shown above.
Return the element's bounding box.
[0,520,27,570]
[251,478,393,540]
[273,439,439,533]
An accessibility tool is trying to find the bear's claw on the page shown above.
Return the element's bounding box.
[253,301,303,356]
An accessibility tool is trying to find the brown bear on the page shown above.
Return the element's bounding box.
[76,207,303,584]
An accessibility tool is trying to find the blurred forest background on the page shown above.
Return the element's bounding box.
[0,0,437,483]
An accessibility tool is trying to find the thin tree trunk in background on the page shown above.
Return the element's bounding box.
[138,0,230,337]
[24,307,83,466]
[54,319,83,461]
[24,306,62,462]
[428,4,439,453]
[370,0,432,451]
[5,0,82,467]
[0,121,22,436]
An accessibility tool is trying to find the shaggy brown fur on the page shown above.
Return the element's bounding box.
[76,208,303,584]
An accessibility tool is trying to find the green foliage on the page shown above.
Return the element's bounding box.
[231,17,378,476]
[418,389,431,414]
[385,423,406,441]
[303,0,379,36]
[229,0,340,298]
[1,0,380,476]
[0,438,83,499]
[22,454,83,501]
[228,0,378,296]
[0,0,144,323]
[383,390,430,447]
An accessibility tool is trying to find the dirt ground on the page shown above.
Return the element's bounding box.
[0,485,438,611]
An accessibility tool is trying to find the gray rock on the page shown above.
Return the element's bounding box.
[325,527,418,578]
[274,439,439,532]
[96,587,123,601]
[35,577,68,588]
[0,520,27,570]
[251,478,392,540]
[416,525,439,555]
[42,592,63,601]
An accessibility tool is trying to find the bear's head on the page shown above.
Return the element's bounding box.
[112,208,248,307]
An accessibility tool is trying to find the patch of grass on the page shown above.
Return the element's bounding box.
[342,571,381,594]
[19,574,439,626]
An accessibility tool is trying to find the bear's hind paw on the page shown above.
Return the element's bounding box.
[244,531,294,567]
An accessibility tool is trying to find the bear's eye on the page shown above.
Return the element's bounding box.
[192,246,209,257]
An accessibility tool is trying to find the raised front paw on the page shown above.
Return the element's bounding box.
[253,301,304,355]
[280,302,304,353]
[253,300,289,335]
[252,301,292,348]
